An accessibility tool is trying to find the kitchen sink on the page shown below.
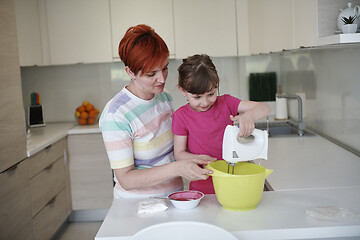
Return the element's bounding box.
[255,121,315,137]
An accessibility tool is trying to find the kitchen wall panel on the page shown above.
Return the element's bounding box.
[20,57,242,122]
[280,47,360,154]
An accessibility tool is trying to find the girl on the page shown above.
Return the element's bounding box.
[172,54,271,194]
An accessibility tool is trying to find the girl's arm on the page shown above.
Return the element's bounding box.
[174,135,216,161]
[231,100,271,137]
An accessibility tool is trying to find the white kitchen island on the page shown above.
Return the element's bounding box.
[95,188,360,240]
[95,133,360,240]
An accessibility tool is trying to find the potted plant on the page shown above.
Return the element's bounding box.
[341,15,358,33]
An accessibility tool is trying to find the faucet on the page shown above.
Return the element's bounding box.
[276,94,306,136]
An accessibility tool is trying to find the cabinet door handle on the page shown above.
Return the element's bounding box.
[47,196,56,206]
[6,164,18,176]
[45,144,52,150]
[7,164,18,172]
[45,164,54,171]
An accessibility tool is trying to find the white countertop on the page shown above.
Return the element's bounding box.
[95,187,360,240]
[26,122,76,157]
[68,123,101,135]
[261,135,360,191]
[26,122,102,157]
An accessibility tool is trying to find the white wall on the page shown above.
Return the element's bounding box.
[280,46,360,153]
[21,57,245,122]
[21,45,360,154]
[242,45,360,154]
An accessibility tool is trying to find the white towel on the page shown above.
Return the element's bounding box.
[137,199,168,214]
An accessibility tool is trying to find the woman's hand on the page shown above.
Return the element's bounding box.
[114,155,216,190]
[230,114,255,137]
[176,155,216,181]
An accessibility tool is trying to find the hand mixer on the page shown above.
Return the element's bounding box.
[222,123,269,174]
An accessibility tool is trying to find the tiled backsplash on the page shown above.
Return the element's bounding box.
[21,45,360,154]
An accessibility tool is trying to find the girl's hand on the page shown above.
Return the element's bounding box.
[230,114,255,137]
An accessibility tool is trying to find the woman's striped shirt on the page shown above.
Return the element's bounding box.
[99,87,182,198]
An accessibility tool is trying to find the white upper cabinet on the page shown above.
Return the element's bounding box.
[16,0,359,66]
[293,0,318,49]
[45,0,112,65]
[248,0,294,54]
[109,0,175,59]
[15,0,44,66]
[173,0,238,59]
[236,0,250,56]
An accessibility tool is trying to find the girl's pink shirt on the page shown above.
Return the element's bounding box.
[172,94,241,194]
[172,94,241,160]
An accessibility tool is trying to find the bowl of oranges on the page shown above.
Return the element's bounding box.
[75,101,100,125]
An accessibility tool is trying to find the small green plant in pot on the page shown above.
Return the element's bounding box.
[341,15,358,33]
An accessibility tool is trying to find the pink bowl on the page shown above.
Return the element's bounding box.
[168,190,204,209]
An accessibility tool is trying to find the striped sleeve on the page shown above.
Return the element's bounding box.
[99,105,134,169]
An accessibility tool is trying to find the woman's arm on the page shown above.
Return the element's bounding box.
[114,134,215,191]
[114,157,213,191]
[231,101,271,137]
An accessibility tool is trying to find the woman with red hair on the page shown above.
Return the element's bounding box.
[99,24,215,198]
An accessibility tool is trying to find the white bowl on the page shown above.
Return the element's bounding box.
[168,190,204,210]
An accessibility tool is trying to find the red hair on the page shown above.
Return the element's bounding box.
[119,24,169,76]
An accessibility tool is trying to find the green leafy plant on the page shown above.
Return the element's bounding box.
[341,15,358,24]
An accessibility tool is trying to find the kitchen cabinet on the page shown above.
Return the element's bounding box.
[28,138,71,240]
[45,0,112,65]
[109,0,175,59]
[14,0,45,66]
[236,0,250,56]
[0,0,27,173]
[248,0,294,54]
[33,188,69,240]
[68,133,113,210]
[0,160,33,240]
[15,0,112,66]
[0,1,32,239]
[293,0,318,49]
[173,0,238,59]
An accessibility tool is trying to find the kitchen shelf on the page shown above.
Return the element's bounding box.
[318,33,360,46]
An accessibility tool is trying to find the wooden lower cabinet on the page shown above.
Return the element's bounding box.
[28,137,71,240]
[30,157,66,216]
[68,133,113,210]
[0,159,33,240]
[28,138,65,178]
[33,188,69,240]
